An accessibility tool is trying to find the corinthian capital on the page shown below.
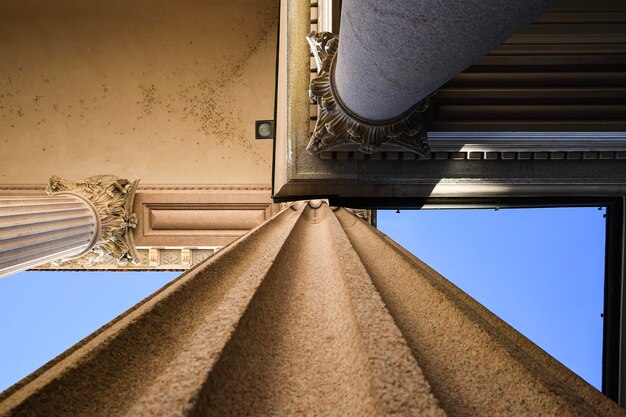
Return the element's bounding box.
[46,175,140,264]
[306,31,431,156]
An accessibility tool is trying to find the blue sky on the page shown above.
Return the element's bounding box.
[0,271,178,392]
[0,206,606,393]
[378,207,606,389]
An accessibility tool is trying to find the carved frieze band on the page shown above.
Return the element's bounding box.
[46,175,141,265]
[316,131,626,162]
[35,247,220,271]
[306,31,431,156]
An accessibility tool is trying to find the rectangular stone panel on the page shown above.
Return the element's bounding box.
[133,185,277,247]
[149,209,265,231]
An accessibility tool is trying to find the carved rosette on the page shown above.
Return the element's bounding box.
[306,31,432,156]
[46,175,140,265]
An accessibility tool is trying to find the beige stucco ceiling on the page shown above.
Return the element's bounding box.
[0,0,277,185]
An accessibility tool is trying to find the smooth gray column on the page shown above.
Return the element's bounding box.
[334,0,557,121]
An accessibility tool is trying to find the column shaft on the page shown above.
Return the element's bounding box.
[0,194,98,278]
[333,0,557,121]
[0,203,623,417]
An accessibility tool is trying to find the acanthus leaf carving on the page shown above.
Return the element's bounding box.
[306,31,432,156]
[46,175,141,265]
[345,208,370,221]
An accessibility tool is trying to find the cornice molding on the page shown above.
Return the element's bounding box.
[0,184,272,192]
[306,31,431,156]
[428,132,626,152]
[0,183,275,271]
[137,184,272,191]
[310,132,626,161]
[0,185,46,191]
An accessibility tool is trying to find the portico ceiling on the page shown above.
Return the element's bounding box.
[0,0,278,185]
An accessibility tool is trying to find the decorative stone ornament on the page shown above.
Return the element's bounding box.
[46,175,141,265]
[345,208,370,221]
[306,31,432,156]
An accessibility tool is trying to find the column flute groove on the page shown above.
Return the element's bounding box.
[0,194,99,278]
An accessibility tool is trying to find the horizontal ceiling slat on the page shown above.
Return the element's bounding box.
[428,0,626,133]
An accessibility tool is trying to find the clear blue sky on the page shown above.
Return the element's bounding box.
[0,206,606,393]
[378,207,606,389]
[0,271,178,392]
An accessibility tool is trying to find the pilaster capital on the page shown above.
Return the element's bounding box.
[46,175,140,264]
[306,31,432,156]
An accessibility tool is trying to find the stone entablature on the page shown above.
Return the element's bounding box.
[35,246,221,271]
[312,130,626,161]
[272,1,626,203]
[0,183,277,271]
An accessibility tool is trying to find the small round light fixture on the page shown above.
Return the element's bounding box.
[255,120,275,140]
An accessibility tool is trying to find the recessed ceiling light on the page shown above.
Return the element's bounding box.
[255,120,275,139]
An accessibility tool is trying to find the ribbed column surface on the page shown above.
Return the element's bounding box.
[0,202,624,417]
[0,195,98,278]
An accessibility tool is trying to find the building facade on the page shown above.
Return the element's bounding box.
[1,0,626,415]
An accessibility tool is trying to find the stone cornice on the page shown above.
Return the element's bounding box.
[0,184,271,192]
[46,175,140,265]
[306,31,431,156]
[137,184,272,191]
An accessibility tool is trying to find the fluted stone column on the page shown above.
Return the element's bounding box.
[307,0,557,155]
[0,201,623,416]
[0,175,140,278]
[0,194,99,278]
